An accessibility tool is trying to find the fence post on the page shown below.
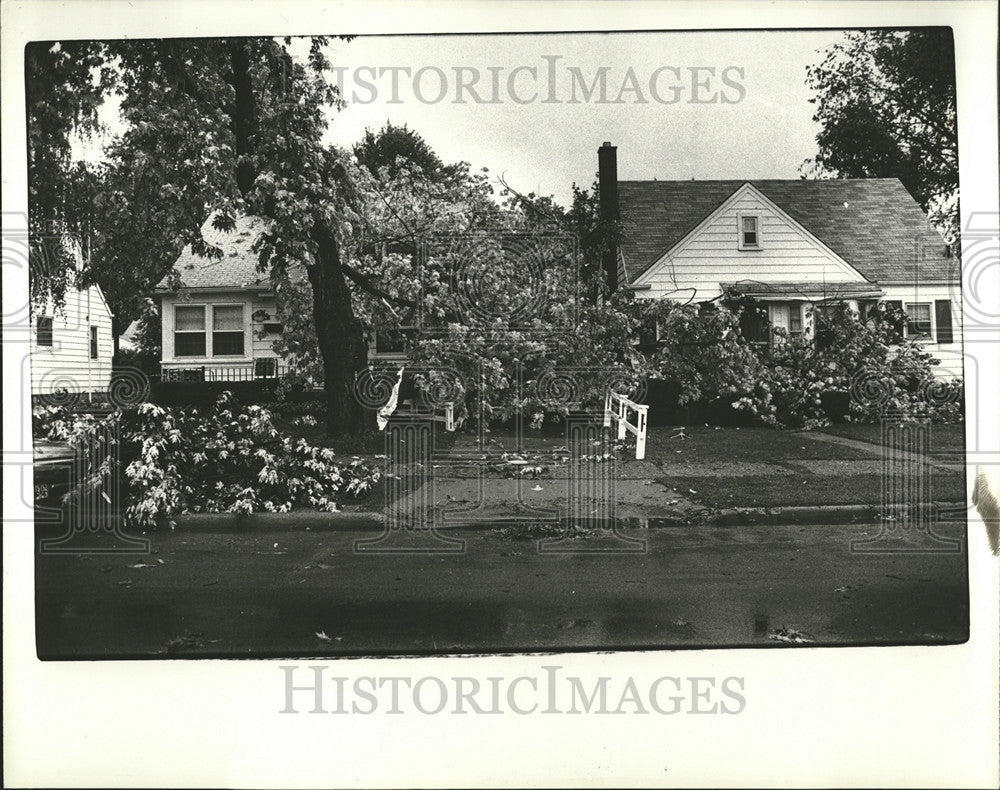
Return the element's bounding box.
[445,403,455,432]
[603,391,611,428]
[617,398,626,440]
[635,405,648,460]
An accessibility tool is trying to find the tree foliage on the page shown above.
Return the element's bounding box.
[26,37,386,433]
[803,29,959,240]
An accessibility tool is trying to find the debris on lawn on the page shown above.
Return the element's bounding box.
[128,562,157,569]
[768,626,816,644]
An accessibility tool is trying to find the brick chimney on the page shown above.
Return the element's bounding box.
[598,142,619,293]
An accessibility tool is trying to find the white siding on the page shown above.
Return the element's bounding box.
[30,283,113,395]
[882,282,964,380]
[633,183,868,301]
[251,295,282,360]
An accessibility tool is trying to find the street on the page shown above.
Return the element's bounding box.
[35,521,968,658]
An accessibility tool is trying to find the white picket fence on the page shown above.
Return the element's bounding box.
[604,391,649,460]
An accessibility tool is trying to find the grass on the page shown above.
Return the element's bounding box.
[645,422,967,508]
[641,424,878,464]
[816,422,965,461]
[658,472,966,508]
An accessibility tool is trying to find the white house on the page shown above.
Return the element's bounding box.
[30,241,114,397]
[154,214,402,383]
[153,215,291,381]
[598,143,962,379]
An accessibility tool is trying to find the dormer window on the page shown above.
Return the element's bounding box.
[738,213,761,250]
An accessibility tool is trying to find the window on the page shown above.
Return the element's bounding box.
[788,304,803,336]
[254,358,277,379]
[637,315,660,347]
[905,302,932,339]
[212,305,245,356]
[36,316,53,347]
[738,214,760,249]
[174,305,206,357]
[90,326,98,359]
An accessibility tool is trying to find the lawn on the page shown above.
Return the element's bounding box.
[816,421,966,461]
[641,424,878,464]
[658,472,967,508]
[642,424,967,509]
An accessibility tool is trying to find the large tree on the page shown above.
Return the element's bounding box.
[26,36,421,434]
[803,29,959,241]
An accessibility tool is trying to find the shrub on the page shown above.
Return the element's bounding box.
[34,393,383,529]
[33,404,76,440]
[644,300,962,428]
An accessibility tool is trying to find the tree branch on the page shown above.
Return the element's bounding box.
[341,261,418,308]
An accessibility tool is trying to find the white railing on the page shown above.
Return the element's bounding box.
[604,391,649,460]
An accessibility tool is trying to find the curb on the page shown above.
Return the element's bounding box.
[703,502,967,527]
[154,502,969,532]
[162,511,386,532]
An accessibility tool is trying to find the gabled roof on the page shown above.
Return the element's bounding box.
[154,215,306,292]
[618,178,953,285]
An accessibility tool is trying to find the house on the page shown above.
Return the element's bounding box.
[154,214,400,383]
[154,216,288,381]
[30,239,114,398]
[597,143,962,379]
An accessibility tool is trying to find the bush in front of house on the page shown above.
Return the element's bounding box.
[644,300,961,429]
[33,393,383,529]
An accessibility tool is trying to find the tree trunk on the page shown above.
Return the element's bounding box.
[308,220,369,435]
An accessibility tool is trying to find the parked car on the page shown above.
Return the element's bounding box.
[33,438,75,507]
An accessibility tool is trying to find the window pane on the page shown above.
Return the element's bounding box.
[905,303,932,336]
[742,216,757,233]
[789,306,802,333]
[90,326,98,359]
[175,305,205,331]
[212,331,244,356]
[37,316,53,346]
[213,305,243,331]
[174,332,206,357]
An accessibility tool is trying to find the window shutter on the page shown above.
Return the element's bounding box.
[884,300,904,342]
[935,299,954,344]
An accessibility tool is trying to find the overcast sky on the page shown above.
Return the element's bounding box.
[72,30,848,207]
[321,30,847,205]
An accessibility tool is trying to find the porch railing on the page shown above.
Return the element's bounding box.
[158,362,293,383]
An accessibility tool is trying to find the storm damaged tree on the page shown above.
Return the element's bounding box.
[803,29,959,242]
[26,37,414,434]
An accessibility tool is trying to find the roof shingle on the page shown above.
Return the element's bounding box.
[618,178,954,285]
[154,215,282,292]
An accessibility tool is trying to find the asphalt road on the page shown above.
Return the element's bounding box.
[35,521,969,659]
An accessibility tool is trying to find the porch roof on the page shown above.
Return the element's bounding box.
[720,280,885,300]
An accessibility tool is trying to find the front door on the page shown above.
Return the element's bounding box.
[769,303,790,341]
